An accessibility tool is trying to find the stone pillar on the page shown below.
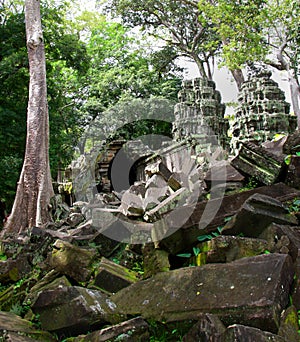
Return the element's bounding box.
[230,70,296,154]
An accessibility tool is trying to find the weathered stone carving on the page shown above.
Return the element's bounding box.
[230,70,296,154]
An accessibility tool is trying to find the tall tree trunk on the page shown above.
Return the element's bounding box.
[3,0,54,237]
[230,68,245,91]
[288,71,300,128]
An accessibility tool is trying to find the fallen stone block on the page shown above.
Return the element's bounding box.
[144,187,189,222]
[93,257,139,294]
[182,313,226,341]
[73,317,149,342]
[47,240,96,282]
[231,141,286,185]
[220,324,285,341]
[221,193,298,237]
[199,235,268,263]
[157,183,300,254]
[112,254,294,333]
[0,311,55,341]
[31,286,122,336]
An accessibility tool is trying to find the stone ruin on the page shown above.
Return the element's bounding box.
[230,69,296,154]
[173,77,229,148]
[1,72,300,341]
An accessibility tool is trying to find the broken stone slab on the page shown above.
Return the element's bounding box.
[231,142,286,185]
[0,311,55,341]
[182,313,226,342]
[120,191,144,217]
[47,240,97,283]
[157,183,300,254]
[72,317,149,342]
[219,324,285,342]
[92,257,139,294]
[31,286,122,336]
[25,270,71,304]
[112,254,294,333]
[144,187,190,222]
[0,332,41,342]
[221,193,298,238]
[198,235,269,263]
[204,161,245,184]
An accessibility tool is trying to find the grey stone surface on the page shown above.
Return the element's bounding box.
[31,286,121,336]
[221,193,298,237]
[112,254,294,333]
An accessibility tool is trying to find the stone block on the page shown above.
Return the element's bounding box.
[112,254,294,333]
[220,324,285,341]
[221,193,298,238]
[144,187,189,222]
[73,317,149,342]
[200,235,268,263]
[93,257,138,294]
[157,183,300,254]
[0,311,55,341]
[31,286,121,336]
[48,240,96,282]
[231,142,286,185]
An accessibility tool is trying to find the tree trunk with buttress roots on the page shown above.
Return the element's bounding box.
[3,0,54,237]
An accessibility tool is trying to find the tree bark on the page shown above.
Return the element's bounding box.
[3,0,54,237]
[230,68,245,91]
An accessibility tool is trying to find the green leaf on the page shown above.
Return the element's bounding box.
[296,152,300,157]
[197,234,213,242]
[176,253,192,258]
[193,247,201,256]
[285,155,292,165]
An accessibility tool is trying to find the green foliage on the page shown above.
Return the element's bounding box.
[105,0,219,78]
[198,0,268,70]
[148,319,194,342]
[287,198,300,214]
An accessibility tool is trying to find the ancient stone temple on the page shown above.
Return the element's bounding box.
[173,78,229,148]
[230,70,297,154]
